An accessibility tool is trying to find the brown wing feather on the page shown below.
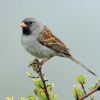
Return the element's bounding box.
[37,26,71,56]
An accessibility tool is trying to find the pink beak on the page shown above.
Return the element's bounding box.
[20,22,28,28]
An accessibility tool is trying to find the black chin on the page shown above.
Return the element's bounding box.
[22,28,32,35]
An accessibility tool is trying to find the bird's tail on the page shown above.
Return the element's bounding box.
[67,55,97,76]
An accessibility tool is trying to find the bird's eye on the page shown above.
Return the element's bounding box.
[29,21,32,24]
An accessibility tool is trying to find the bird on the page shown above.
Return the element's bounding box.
[20,17,96,76]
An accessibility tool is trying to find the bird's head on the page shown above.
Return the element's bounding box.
[20,17,44,35]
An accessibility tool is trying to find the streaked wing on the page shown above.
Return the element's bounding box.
[37,26,70,56]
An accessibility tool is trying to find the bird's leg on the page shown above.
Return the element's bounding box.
[28,58,48,67]
[40,58,49,65]
[40,56,53,65]
[29,56,53,71]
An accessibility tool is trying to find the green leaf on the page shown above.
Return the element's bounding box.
[90,81,100,91]
[5,96,13,100]
[18,97,25,100]
[33,78,44,88]
[76,75,86,85]
[73,85,83,99]
[47,84,53,92]
[27,71,33,78]
[34,87,48,100]
[34,88,45,96]
[38,96,47,100]
[27,95,35,100]
[50,95,57,100]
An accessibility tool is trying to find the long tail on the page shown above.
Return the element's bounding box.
[67,55,96,76]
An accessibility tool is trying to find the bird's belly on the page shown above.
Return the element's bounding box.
[21,36,56,58]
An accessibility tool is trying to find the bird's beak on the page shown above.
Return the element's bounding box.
[20,22,28,28]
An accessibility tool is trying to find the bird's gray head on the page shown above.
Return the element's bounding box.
[20,17,44,35]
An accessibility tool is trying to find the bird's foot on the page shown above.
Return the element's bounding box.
[28,58,49,73]
[28,59,42,73]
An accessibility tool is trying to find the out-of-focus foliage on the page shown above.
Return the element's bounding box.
[73,75,100,100]
[5,96,14,100]
[75,75,86,85]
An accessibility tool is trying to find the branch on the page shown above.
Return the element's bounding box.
[39,68,50,100]
[79,85,100,100]
[29,59,50,100]
[81,84,86,95]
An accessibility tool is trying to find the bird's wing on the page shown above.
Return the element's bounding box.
[37,26,71,56]
[37,26,96,76]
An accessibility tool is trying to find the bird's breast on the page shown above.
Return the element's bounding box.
[21,35,56,58]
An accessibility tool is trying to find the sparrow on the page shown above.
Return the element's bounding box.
[20,17,96,76]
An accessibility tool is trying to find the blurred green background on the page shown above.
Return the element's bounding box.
[0,0,100,99]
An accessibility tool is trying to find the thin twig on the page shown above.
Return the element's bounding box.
[79,87,99,100]
[38,68,50,100]
[81,84,86,95]
[29,59,50,100]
